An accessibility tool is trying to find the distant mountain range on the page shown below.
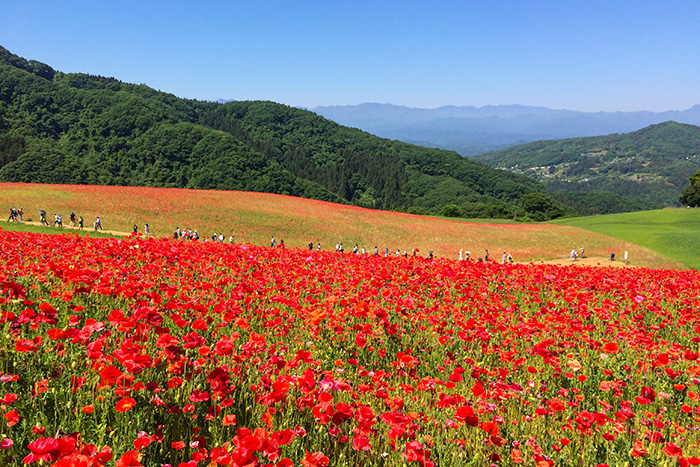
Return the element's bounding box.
[313,103,700,156]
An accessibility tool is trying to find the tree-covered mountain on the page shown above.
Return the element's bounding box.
[473,122,700,214]
[0,46,558,219]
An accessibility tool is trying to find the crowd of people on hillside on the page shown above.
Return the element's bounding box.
[172,227,237,244]
[569,246,585,261]
[37,210,98,231]
[7,207,23,222]
[10,204,605,263]
[7,206,120,233]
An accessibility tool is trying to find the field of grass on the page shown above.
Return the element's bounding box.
[551,208,700,269]
[0,182,681,268]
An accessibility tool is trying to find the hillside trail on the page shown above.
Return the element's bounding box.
[522,256,631,268]
[2,219,636,268]
[2,219,135,237]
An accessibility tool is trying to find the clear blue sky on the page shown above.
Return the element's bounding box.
[2,1,699,112]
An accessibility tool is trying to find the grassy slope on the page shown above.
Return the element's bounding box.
[0,182,681,268]
[551,208,700,269]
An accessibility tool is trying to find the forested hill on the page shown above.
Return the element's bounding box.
[0,46,554,219]
[473,122,700,214]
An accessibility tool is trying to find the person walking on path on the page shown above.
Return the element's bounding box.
[94,217,102,231]
[144,224,150,236]
[78,216,84,230]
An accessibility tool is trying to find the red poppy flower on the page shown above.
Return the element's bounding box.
[302,451,329,467]
[116,397,136,412]
[115,450,142,467]
[4,409,19,427]
[23,437,60,464]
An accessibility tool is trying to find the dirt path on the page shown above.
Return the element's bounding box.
[522,256,632,267]
[2,219,136,237]
[1,220,641,268]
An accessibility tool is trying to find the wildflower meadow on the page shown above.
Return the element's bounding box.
[1,229,699,466]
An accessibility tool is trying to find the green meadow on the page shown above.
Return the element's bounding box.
[551,208,700,269]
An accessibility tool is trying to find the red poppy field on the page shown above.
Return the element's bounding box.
[1,229,700,467]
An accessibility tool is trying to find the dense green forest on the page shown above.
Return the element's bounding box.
[0,46,561,219]
[473,122,700,212]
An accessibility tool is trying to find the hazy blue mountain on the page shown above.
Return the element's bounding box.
[313,103,700,156]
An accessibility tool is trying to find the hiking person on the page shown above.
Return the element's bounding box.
[70,212,76,227]
[39,210,48,225]
[18,207,23,221]
[78,216,84,229]
[94,217,102,231]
